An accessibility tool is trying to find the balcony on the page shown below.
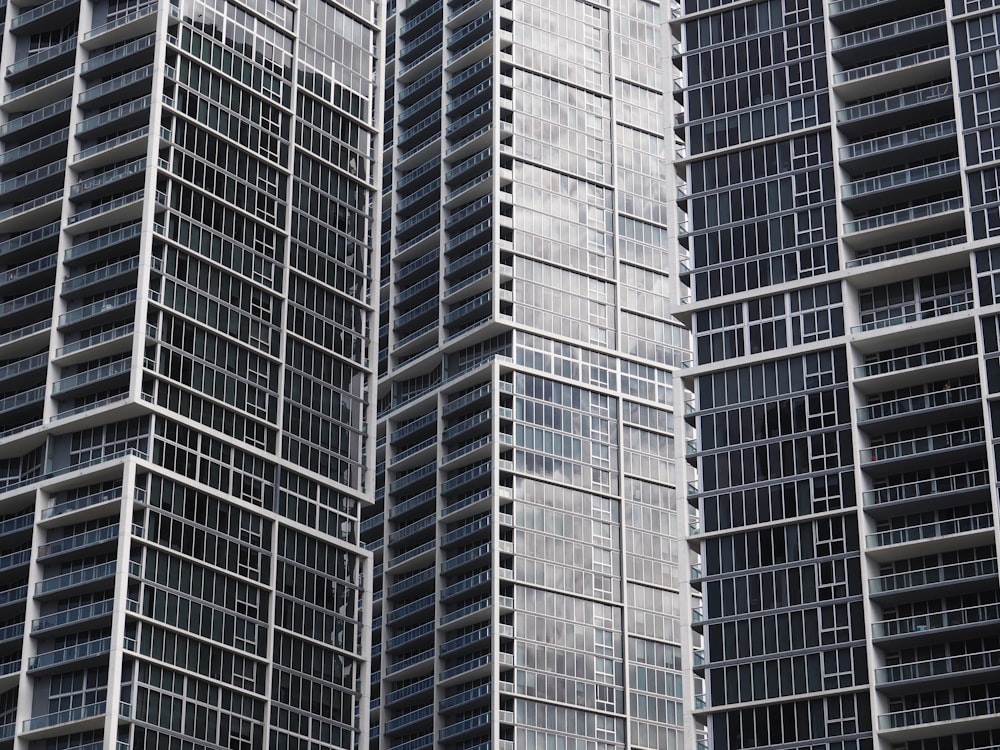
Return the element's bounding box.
[847,234,965,269]
[67,188,165,234]
[37,523,120,560]
[855,337,977,381]
[82,1,169,50]
[31,597,115,634]
[75,97,152,139]
[878,695,1000,734]
[833,45,950,92]
[10,0,78,31]
[844,196,964,241]
[873,601,1000,641]
[21,701,107,734]
[840,120,957,170]
[28,635,112,672]
[861,426,985,469]
[35,560,118,597]
[837,82,953,133]
[842,158,959,203]
[6,37,78,82]
[866,512,994,559]
[831,10,947,62]
[57,290,137,329]
[2,66,74,110]
[0,128,68,170]
[857,382,980,425]
[869,558,998,598]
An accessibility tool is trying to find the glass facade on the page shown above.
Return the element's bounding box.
[680,0,1000,748]
[0,0,380,746]
[369,1,689,749]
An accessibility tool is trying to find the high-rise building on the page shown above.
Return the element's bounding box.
[369,1,690,749]
[679,0,1000,748]
[0,0,380,746]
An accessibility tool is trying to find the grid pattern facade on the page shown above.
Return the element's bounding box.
[680,0,1000,748]
[0,0,380,747]
[368,1,689,749]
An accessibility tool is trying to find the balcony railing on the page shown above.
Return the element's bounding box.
[23,701,106,732]
[854,293,974,334]
[862,426,984,463]
[834,45,950,85]
[873,601,1000,639]
[879,695,1000,730]
[858,382,980,422]
[31,597,115,633]
[855,339,977,379]
[845,197,964,236]
[867,512,993,548]
[869,558,998,594]
[832,11,946,52]
[842,158,959,200]
[847,234,965,268]
[837,83,952,126]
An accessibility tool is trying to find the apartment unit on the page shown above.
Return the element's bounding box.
[368,0,689,748]
[0,0,380,746]
[679,0,1000,748]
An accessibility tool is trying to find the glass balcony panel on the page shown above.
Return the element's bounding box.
[2,66,74,104]
[10,0,77,30]
[834,45,950,85]
[0,129,69,170]
[28,635,111,670]
[843,158,960,199]
[858,382,980,422]
[37,523,119,558]
[31,597,114,632]
[878,696,1000,730]
[867,511,993,548]
[22,701,106,732]
[832,11,946,51]
[875,601,1000,639]
[869,558,997,594]
[837,83,952,125]
[5,36,77,78]
[845,197,965,236]
[862,426,984,462]
[35,560,117,595]
[0,161,66,199]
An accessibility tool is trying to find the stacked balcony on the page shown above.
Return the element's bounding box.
[832,4,1000,740]
[833,1,963,262]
